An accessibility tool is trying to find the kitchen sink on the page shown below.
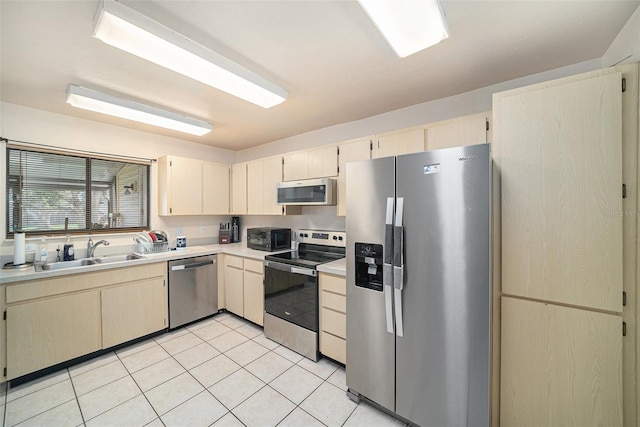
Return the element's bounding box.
[36,253,143,271]
[38,258,97,271]
[93,253,143,263]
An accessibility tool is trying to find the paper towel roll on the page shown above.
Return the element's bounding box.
[14,232,25,265]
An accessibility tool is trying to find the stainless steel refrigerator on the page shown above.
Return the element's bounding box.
[346,143,490,427]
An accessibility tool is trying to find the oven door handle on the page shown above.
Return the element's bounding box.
[264,260,317,277]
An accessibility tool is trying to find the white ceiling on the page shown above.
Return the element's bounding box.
[1,1,638,151]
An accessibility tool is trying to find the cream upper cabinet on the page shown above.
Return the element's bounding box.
[283,151,309,181]
[283,145,338,181]
[158,155,230,216]
[372,128,425,159]
[231,163,248,215]
[247,157,300,215]
[425,111,490,151]
[158,155,202,215]
[337,137,372,217]
[203,161,230,215]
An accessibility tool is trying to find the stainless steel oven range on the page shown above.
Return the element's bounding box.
[263,229,345,361]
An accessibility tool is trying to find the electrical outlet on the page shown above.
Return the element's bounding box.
[26,243,36,251]
[175,227,184,236]
[200,226,206,234]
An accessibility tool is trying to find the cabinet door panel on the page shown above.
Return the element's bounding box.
[247,161,264,215]
[374,129,424,158]
[7,292,101,380]
[337,138,371,216]
[500,73,623,312]
[102,278,167,348]
[501,297,622,426]
[203,162,229,215]
[308,145,338,178]
[231,163,247,215]
[263,157,283,215]
[426,113,488,151]
[283,151,309,181]
[225,265,244,316]
[243,270,264,326]
[170,157,203,215]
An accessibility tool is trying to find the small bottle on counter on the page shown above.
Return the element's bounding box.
[38,237,48,263]
[63,235,74,261]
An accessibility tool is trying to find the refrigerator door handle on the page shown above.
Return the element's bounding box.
[394,197,405,337]
[383,197,394,334]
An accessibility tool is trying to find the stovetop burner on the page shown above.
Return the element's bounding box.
[264,230,346,269]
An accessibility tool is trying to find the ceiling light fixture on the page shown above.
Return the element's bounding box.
[66,84,213,136]
[358,0,448,58]
[93,0,288,108]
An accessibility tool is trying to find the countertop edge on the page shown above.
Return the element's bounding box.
[317,258,346,276]
[0,244,292,284]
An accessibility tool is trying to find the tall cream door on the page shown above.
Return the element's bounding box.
[373,128,425,158]
[501,297,622,426]
[494,68,631,427]
[203,161,230,215]
[425,111,490,151]
[101,277,167,348]
[6,291,102,380]
[168,156,203,215]
[337,137,371,216]
[500,73,623,312]
[247,160,264,215]
[231,163,247,215]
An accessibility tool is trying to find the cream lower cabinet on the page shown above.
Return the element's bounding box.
[5,262,167,380]
[7,291,102,380]
[224,255,264,326]
[501,297,622,426]
[102,277,167,348]
[319,272,346,364]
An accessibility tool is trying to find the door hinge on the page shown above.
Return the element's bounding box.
[163,279,166,287]
[169,160,172,167]
[623,291,627,306]
[486,119,490,131]
[622,78,626,92]
[282,206,285,214]
[337,147,340,156]
[282,157,285,165]
[169,207,172,214]
[623,321,627,337]
[3,311,5,320]
[622,184,627,198]
[3,367,6,377]
[164,318,167,326]
[337,165,340,174]
[370,141,373,151]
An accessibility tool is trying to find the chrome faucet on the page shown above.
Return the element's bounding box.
[87,238,110,258]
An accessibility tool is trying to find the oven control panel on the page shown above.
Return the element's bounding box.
[297,229,346,247]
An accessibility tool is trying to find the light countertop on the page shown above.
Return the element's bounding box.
[0,243,291,284]
[317,257,346,276]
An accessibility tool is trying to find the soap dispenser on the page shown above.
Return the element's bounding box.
[38,237,48,263]
[63,235,74,261]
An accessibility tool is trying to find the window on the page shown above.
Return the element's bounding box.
[6,147,150,236]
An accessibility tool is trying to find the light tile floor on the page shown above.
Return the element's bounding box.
[0,313,407,427]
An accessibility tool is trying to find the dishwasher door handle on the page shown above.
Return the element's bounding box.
[171,260,214,271]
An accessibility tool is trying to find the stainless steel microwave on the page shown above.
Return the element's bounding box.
[247,227,291,252]
[276,178,336,206]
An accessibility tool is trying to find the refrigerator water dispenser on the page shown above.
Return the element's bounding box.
[354,243,383,291]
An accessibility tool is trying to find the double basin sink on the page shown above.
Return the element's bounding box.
[36,253,143,272]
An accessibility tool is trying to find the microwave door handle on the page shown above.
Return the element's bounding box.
[383,197,394,335]
[394,197,404,338]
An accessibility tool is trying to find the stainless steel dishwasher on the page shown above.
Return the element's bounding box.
[168,255,218,329]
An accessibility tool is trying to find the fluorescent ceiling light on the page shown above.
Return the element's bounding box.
[93,0,287,108]
[66,84,213,136]
[358,0,448,58]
